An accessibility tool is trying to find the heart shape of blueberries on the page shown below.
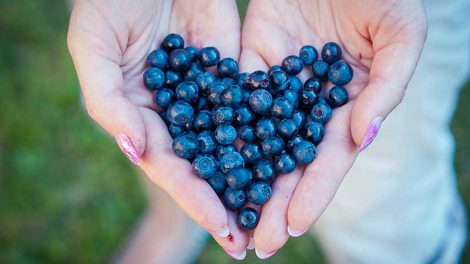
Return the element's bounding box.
[143,33,352,231]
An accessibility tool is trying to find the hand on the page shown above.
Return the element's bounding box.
[240,0,427,257]
[68,0,249,257]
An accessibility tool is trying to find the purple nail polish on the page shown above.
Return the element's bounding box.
[358,117,383,152]
[115,134,141,166]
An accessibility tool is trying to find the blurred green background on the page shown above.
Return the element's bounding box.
[0,1,468,263]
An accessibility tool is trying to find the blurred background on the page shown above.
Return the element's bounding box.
[0,1,468,263]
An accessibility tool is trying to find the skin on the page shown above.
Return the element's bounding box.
[240,0,427,256]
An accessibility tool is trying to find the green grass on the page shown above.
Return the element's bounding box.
[0,1,468,263]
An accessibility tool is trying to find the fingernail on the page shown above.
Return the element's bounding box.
[213,226,230,238]
[247,237,255,250]
[358,116,383,152]
[255,247,277,260]
[287,225,308,237]
[224,249,246,260]
[115,134,140,166]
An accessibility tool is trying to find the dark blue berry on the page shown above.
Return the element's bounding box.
[199,47,220,67]
[168,49,191,72]
[300,88,318,110]
[271,97,294,119]
[226,167,252,190]
[304,121,324,144]
[242,88,251,104]
[289,76,302,92]
[165,70,183,88]
[292,110,307,128]
[207,82,225,105]
[240,143,263,165]
[249,89,273,114]
[212,106,235,126]
[304,77,322,94]
[328,60,353,86]
[282,55,304,75]
[168,124,185,138]
[220,151,245,173]
[238,125,256,143]
[192,154,217,178]
[207,172,226,194]
[283,90,299,108]
[161,33,184,52]
[216,144,236,160]
[252,159,276,183]
[194,97,209,112]
[255,118,277,140]
[321,42,342,64]
[318,95,330,105]
[237,207,259,230]
[184,62,204,81]
[154,88,174,109]
[176,81,198,103]
[167,100,194,126]
[197,131,218,154]
[217,58,239,78]
[299,45,318,65]
[160,111,171,125]
[195,72,216,96]
[311,103,332,124]
[215,124,237,145]
[193,110,212,131]
[247,181,272,205]
[312,60,329,80]
[220,77,234,88]
[329,86,349,107]
[221,85,243,107]
[278,119,298,139]
[147,48,168,69]
[269,70,290,92]
[235,72,250,88]
[268,65,283,75]
[234,105,254,125]
[261,136,284,156]
[172,132,199,159]
[143,67,165,90]
[247,71,270,89]
[292,140,316,165]
[286,135,303,153]
[223,188,246,210]
[274,152,296,174]
[184,46,199,61]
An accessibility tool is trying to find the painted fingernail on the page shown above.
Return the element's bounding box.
[115,134,140,166]
[224,249,246,260]
[358,116,383,152]
[255,248,277,260]
[247,237,255,250]
[287,225,308,237]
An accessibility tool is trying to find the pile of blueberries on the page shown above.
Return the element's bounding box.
[143,33,352,231]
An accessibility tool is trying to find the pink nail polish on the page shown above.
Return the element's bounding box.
[115,134,140,166]
[287,225,308,237]
[224,249,246,260]
[358,117,383,152]
[255,248,277,259]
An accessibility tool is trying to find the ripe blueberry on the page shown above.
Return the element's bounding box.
[304,121,324,144]
[195,72,216,96]
[321,42,342,64]
[292,140,316,165]
[219,151,244,173]
[283,90,299,108]
[165,70,183,88]
[238,125,257,143]
[247,70,270,89]
[255,118,277,140]
[161,33,184,52]
[328,60,353,86]
[237,207,259,230]
[328,86,349,107]
[292,110,307,128]
[197,131,218,154]
[278,119,298,139]
[154,88,174,109]
[271,97,294,119]
[304,77,322,94]
[269,70,290,92]
[193,110,213,131]
[221,85,243,107]
[300,88,318,110]
[312,60,329,80]
[282,55,304,75]
[289,76,302,92]
[194,97,210,112]
[184,62,204,81]
[184,46,199,61]
[192,154,217,178]
[216,144,236,161]
[217,58,239,78]
[212,106,235,126]
[249,89,273,114]
[176,81,198,103]
[311,103,332,124]
[207,172,226,194]
[207,82,225,105]
[240,143,263,165]
[143,67,165,90]
[252,159,276,183]
[215,124,237,145]
[261,136,285,156]
[226,167,252,190]
[286,135,303,153]
[168,124,185,138]
[172,131,199,159]
[299,45,318,65]
[234,105,255,125]
[147,48,168,70]
[199,47,220,67]
[223,188,246,210]
[168,49,191,72]
[274,152,296,174]
[167,100,194,126]
[247,181,272,205]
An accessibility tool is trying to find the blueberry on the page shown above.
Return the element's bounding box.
[249,89,273,114]
[226,167,252,190]
[175,81,198,103]
[299,45,318,65]
[271,97,294,119]
[212,106,235,126]
[193,110,212,131]
[300,88,318,110]
[252,159,276,183]
[219,77,234,88]
[292,110,307,128]
[238,125,256,143]
[143,67,165,90]
[289,76,302,92]
[216,144,236,160]
[195,72,216,96]
[168,49,191,72]
[255,118,277,140]
[317,95,330,105]
[269,70,290,92]
[261,136,284,156]
[223,188,246,210]
[184,46,199,61]
[286,135,303,153]
[304,121,324,144]
[194,97,210,112]
[312,60,329,80]
[167,100,194,126]
[199,47,220,67]
[237,207,259,230]
[242,88,251,104]
[184,62,204,81]
[197,131,218,154]
[172,132,199,159]
[282,55,304,75]
[165,70,183,88]
[154,88,174,109]
[217,58,239,78]
[215,124,237,145]
[328,60,353,86]
[278,119,298,139]
[147,48,168,69]
[268,65,283,75]
[311,103,332,124]
[235,72,250,88]
[219,151,244,173]
[161,33,184,52]
[234,105,254,125]
[160,111,171,125]
[283,90,299,108]
[168,124,185,138]
[247,70,270,89]
[207,82,225,105]
[221,85,243,107]
[321,42,342,64]
[240,143,263,165]
[192,154,217,178]
[274,152,296,174]
[292,140,316,165]
[329,86,349,107]
[207,172,226,194]
[304,77,322,94]
[247,181,272,205]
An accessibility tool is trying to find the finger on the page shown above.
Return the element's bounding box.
[139,108,230,237]
[213,210,250,260]
[287,105,357,235]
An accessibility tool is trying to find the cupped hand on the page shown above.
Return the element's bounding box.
[239,0,427,257]
[68,0,249,257]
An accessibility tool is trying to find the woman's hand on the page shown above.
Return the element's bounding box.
[68,0,249,258]
[239,0,427,258]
